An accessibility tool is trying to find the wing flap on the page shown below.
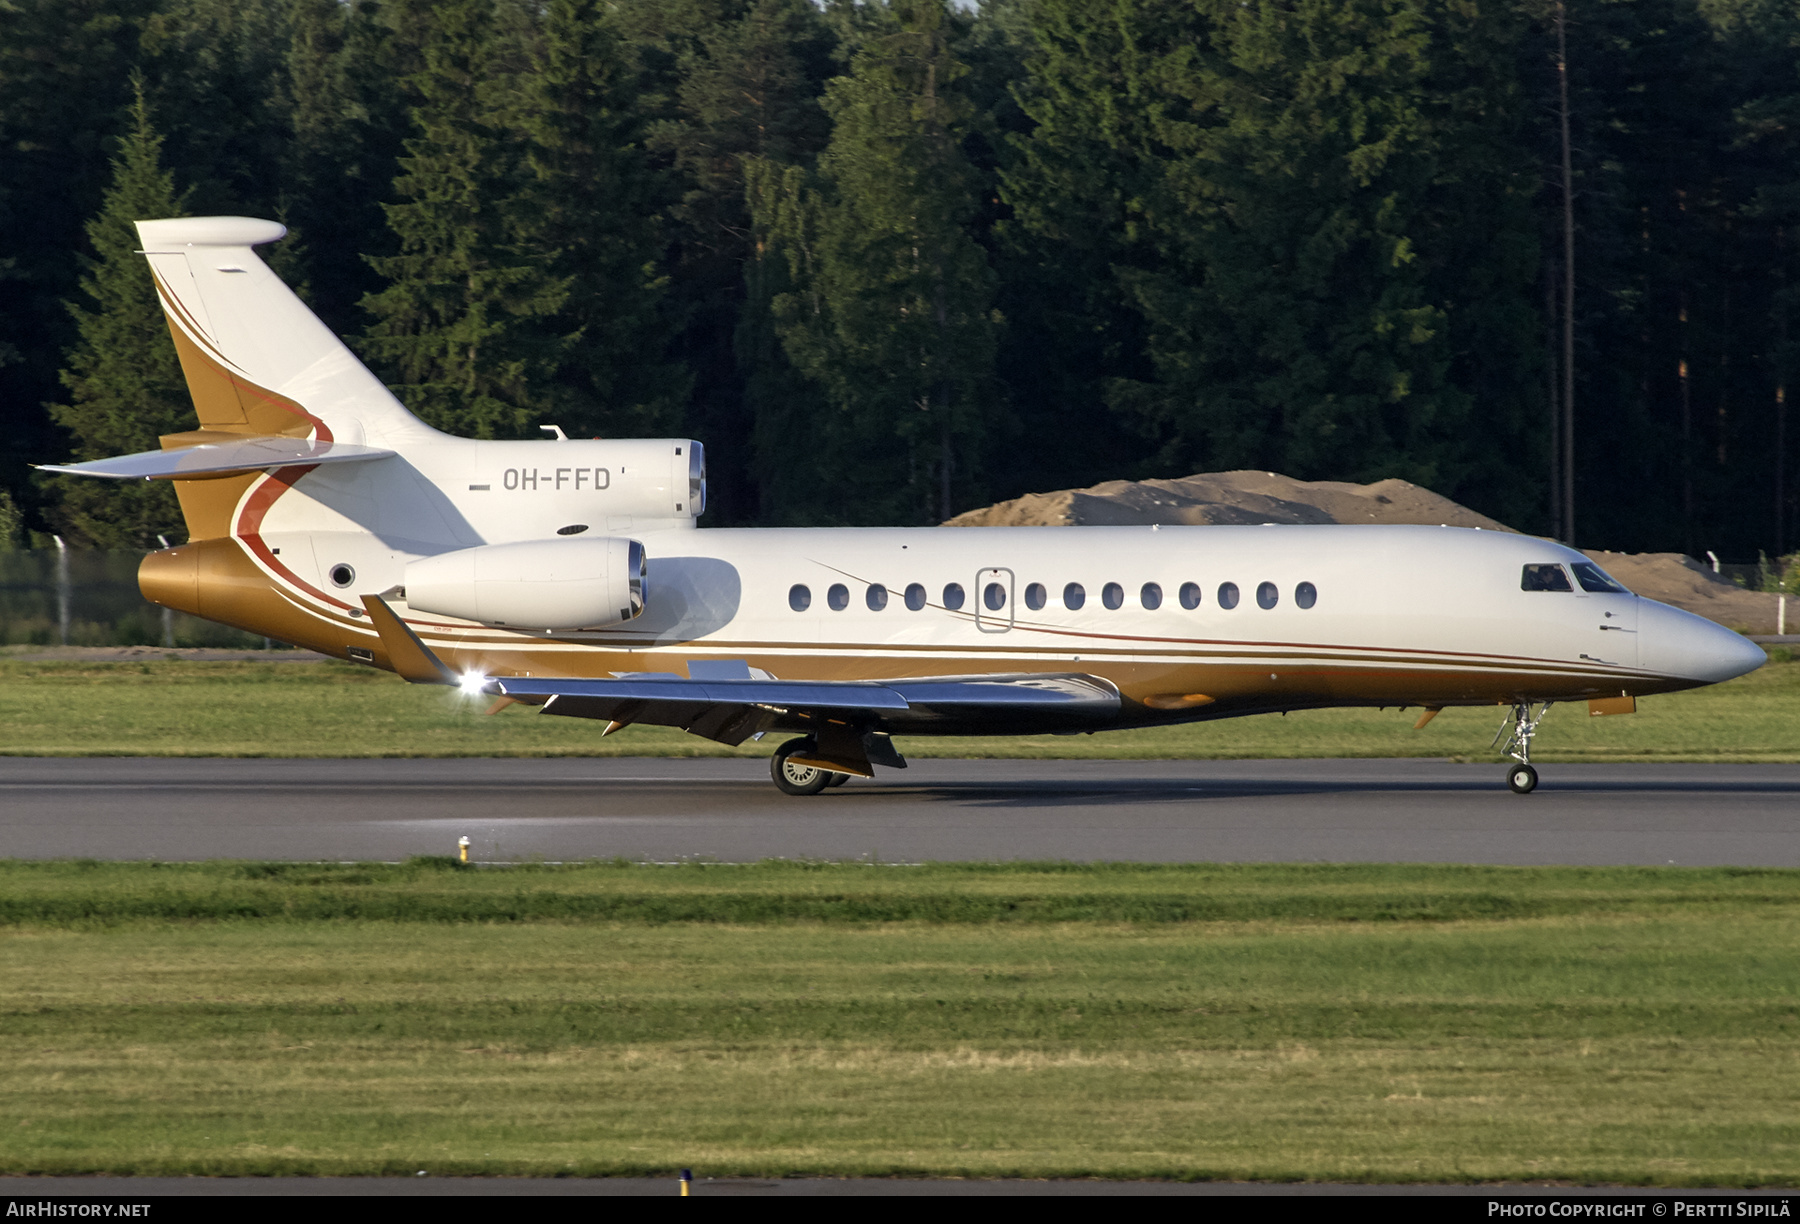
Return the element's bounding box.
[888,674,1121,723]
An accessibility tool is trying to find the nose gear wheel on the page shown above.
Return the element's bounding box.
[1507,763,1539,794]
[1494,702,1552,795]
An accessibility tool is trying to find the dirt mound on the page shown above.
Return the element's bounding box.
[945,470,1515,531]
[949,470,1787,634]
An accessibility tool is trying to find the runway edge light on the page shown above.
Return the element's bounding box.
[458,836,470,864]
[680,1168,692,1196]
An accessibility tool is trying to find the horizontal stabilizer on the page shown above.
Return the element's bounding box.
[38,437,395,481]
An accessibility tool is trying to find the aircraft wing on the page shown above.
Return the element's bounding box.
[38,437,394,480]
[358,594,1119,773]
[493,671,1120,744]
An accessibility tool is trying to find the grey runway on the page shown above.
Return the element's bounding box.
[0,756,1797,864]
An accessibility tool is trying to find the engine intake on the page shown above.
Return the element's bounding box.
[404,537,645,631]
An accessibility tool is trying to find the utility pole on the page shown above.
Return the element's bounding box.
[1547,269,1561,542]
[1778,228,1789,560]
[1556,0,1576,546]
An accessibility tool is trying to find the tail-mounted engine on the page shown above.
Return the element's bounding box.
[465,439,705,533]
[404,537,646,631]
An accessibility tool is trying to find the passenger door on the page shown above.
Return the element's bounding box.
[975,567,1014,634]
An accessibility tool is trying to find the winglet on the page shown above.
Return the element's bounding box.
[361,595,458,685]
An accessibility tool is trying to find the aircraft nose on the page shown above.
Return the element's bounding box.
[1637,598,1768,683]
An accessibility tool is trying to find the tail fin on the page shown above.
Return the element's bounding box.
[135,216,438,449]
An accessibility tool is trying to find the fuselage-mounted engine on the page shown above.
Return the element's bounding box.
[403,536,646,632]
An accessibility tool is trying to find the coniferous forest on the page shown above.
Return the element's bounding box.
[2,0,1798,561]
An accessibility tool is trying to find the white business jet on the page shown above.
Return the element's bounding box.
[42,217,1767,795]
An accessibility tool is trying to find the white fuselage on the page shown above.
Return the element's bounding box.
[111,215,1764,735]
[239,443,1761,721]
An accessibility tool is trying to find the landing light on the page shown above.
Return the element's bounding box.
[459,672,488,696]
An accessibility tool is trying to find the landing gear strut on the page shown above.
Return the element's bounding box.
[770,737,830,796]
[1494,702,1552,795]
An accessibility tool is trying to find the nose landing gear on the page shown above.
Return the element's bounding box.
[1495,702,1552,794]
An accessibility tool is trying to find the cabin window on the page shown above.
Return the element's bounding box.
[1063,582,1086,610]
[984,582,1007,611]
[828,583,849,611]
[1571,561,1630,595]
[1102,582,1124,610]
[1295,581,1317,609]
[943,582,966,611]
[1257,581,1279,609]
[789,584,811,611]
[1179,582,1202,610]
[866,584,888,611]
[1141,582,1162,610]
[1218,581,1240,609]
[1521,564,1573,592]
[905,583,927,611]
[1024,582,1047,611]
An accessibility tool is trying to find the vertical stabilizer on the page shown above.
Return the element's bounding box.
[135,216,440,449]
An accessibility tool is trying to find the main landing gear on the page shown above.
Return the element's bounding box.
[1494,701,1553,795]
[770,737,850,796]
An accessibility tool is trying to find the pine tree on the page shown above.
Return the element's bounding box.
[988,0,1157,496]
[47,78,192,550]
[518,0,687,439]
[1004,0,1543,517]
[1558,0,1763,555]
[632,0,838,523]
[0,0,158,530]
[0,487,24,551]
[360,0,563,439]
[750,0,997,524]
[137,0,289,216]
[274,0,410,335]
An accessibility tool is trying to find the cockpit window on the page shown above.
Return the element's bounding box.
[1521,563,1573,592]
[1570,561,1631,595]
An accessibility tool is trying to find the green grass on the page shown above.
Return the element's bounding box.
[3,860,1800,1182]
[0,651,1794,760]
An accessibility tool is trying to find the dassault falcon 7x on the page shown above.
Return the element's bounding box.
[43,216,1767,795]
